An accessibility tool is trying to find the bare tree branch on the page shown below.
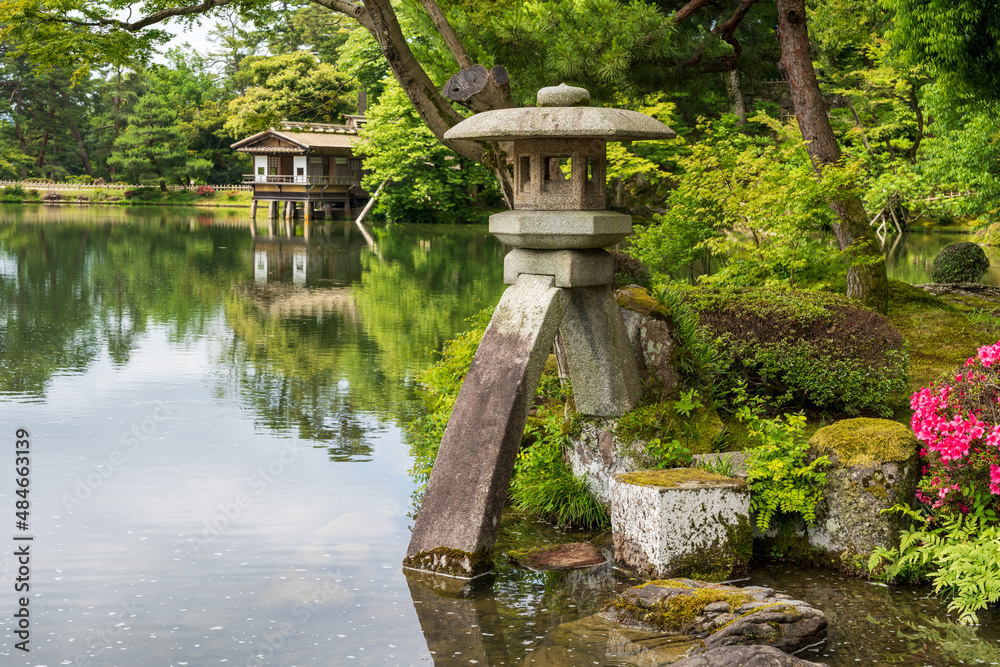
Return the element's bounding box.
[714,0,763,64]
[417,0,472,69]
[672,0,714,24]
[122,0,233,31]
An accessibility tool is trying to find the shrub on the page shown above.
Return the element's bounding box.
[197,185,215,197]
[226,189,239,199]
[737,388,830,531]
[43,191,61,202]
[909,341,1000,518]
[869,506,1000,625]
[872,341,1000,624]
[931,242,990,283]
[3,185,25,198]
[685,286,909,416]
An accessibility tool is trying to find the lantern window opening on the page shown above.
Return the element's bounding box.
[518,155,531,193]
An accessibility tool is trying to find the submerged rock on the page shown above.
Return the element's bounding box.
[602,579,827,655]
[673,645,828,666]
[506,542,607,571]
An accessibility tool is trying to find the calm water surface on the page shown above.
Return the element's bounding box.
[0,206,997,666]
[884,230,1000,285]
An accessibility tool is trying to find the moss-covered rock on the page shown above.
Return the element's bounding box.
[601,579,828,654]
[806,420,920,575]
[809,418,918,467]
[616,285,670,320]
[617,468,744,489]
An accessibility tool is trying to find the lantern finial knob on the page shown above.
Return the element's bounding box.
[537,83,590,107]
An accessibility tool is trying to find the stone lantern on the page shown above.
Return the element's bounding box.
[404,84,676,579]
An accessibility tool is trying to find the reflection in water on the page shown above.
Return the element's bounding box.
[884,231,1000,286]
[6,206,998,666]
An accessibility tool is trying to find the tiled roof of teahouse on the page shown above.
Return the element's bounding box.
[230,120,361,152]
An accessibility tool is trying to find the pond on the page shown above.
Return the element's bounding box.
[0,206,996,666]
[883,230,1000,285]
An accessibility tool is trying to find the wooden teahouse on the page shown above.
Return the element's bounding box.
[232,117,370,220]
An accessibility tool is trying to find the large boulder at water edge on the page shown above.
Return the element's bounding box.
[674,645,828,667]
[601,579,827,655]
[754,418,921,574]
[806,418,921,569]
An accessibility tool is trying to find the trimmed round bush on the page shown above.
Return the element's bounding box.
[684,287,909,416]
[931,242,990,283]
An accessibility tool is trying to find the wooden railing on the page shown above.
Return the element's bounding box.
[242,174,361,186]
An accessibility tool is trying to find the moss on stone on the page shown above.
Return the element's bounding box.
[617,468,747,489]
[615,285,670,320]
[809,418,918,467]
[402,546,492,578]
[639,579,695,589]
[606,587,754,634]
[614,400,725,456]
[505,544,559,565]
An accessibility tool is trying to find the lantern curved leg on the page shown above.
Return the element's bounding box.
[405,274,564,578]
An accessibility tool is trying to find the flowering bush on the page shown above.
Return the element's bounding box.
[196,185,214,197]
[911,340,1000,516]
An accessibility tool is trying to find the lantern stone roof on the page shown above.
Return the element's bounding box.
[445,106,676,142]
[444,85,675,142]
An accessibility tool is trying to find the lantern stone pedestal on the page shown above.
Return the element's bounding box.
[404,84,676,578]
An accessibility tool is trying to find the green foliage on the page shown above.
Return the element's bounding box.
[630,116,851,289]
[408,307,605,528]
[336,26,391,102]
[615,389,723,464]
[107,94,208,189]
[510,409,608,529]
[883,0,1000,102]
[686,286,909,416]
[224,52,356,137]
[869,505,1000,625]
[693,453,735,477]
[738,391,830,531]
[355,81,498,224]
[654,284,724,395]
[931,241,990,283]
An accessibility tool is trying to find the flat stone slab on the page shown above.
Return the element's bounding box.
[507,542,607,571]
[602,579,828,655]
[490,209,631,249]
[611,469,751,580]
